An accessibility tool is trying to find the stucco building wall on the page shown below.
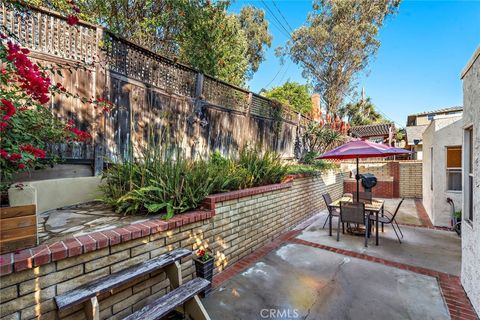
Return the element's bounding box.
[422,114,463,227]
[461,47,480,315]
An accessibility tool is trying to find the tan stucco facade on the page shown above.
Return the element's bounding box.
[460,46,480,315]
[422,114,463,227]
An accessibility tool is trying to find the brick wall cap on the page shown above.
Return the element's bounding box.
[204,182,293,205]
[0,209,213,276]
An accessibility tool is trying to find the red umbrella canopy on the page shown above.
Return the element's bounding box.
[317,139,411,160]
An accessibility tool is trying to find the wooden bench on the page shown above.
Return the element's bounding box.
[54,248,211,320]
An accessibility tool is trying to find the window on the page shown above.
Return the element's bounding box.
[427,114,435,121]
[465,127,474,222]
[446,146,462,191]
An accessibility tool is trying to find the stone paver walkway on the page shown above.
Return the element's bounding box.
[37,202,163,244]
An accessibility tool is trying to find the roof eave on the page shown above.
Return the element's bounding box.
[461,46,480,79]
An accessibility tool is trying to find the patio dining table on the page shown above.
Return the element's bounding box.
[328,196,385,245]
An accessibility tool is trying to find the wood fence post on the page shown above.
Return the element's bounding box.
[195,73,204,99]
[246,92,253,115]
[93,26,106,175]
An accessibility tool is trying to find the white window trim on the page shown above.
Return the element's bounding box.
[445,146,462,192]
[463,127,474,225]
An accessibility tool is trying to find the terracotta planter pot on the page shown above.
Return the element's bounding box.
[0,204,37,254]
[193,256,214,297]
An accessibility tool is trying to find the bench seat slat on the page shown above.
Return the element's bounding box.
[123,277,210,320]
[55,248,191,310]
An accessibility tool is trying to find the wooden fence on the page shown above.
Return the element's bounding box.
[1,4,313,176]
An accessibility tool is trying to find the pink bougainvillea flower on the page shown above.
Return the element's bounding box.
[64,120,92,142]
[20,145,47,159]
[18,163,26,169]
[6,42,51,104]
[1,99,16,118]
[0,149,8,158]
[66,15,79,26]
[8,153,22,161]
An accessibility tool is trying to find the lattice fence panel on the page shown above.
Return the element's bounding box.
[1,4,97,62]
[250,94,275,119]
[202,76,249,112]
[105,32,196,97]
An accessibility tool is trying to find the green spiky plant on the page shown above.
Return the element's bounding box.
[100,141,288,219]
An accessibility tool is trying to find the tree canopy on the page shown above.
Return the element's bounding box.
[238,6,273,78]
[338,97,386,126]
[263,81,313,115]
[26,0,272,86]
[280,0,400,113]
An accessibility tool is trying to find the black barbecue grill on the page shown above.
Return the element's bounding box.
[360,173,377,193]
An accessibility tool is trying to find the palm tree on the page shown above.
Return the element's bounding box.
[339,97,384,126]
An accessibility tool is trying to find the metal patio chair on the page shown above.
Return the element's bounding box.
[370,198,405,243]
[322,193,344,233]
[338,201,369,247]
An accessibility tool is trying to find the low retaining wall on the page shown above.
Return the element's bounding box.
[8,177,102,213]
[0,173,344,320]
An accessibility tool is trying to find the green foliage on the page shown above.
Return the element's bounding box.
[280,0,401,113]
[0,27,92,191]
[286,160,337,176]
[288,150,338,176]
[303,122,345,155]
[31,0,272,86]
[454,210,462,219]
[338,97,386,126]
[263,81,313,114]
[178,3,249,86]
[238,6,273,78]
[100,147,287,218]
[396,128,405,141]
[237,147,288,187]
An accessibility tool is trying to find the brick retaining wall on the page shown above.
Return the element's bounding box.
[399,162,422,198]
[342,161,422,199]
[0,173,343,320]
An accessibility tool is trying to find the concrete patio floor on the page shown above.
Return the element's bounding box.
[298,209,461,276]
[204,243,450,320]
[203,202,463,320]
[382,198,422,225]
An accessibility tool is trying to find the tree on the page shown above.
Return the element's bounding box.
[280,0,400,113]
[178,2,249,86]
[304,122,345,155]
[339,97,385,126]
[26,0,272,86]
[263,81,313,114]
[238,6,273,79]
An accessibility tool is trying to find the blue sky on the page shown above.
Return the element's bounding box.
[229,0,480,127]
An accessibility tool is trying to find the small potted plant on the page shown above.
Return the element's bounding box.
[193,248,214,296]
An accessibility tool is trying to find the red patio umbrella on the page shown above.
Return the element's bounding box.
[317,139,411,200]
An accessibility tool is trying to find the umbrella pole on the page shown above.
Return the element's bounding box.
[356,157,360,202]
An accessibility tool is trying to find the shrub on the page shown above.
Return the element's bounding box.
[100,147,288,218]
[237,147,288,187]
[0,30,108,192]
